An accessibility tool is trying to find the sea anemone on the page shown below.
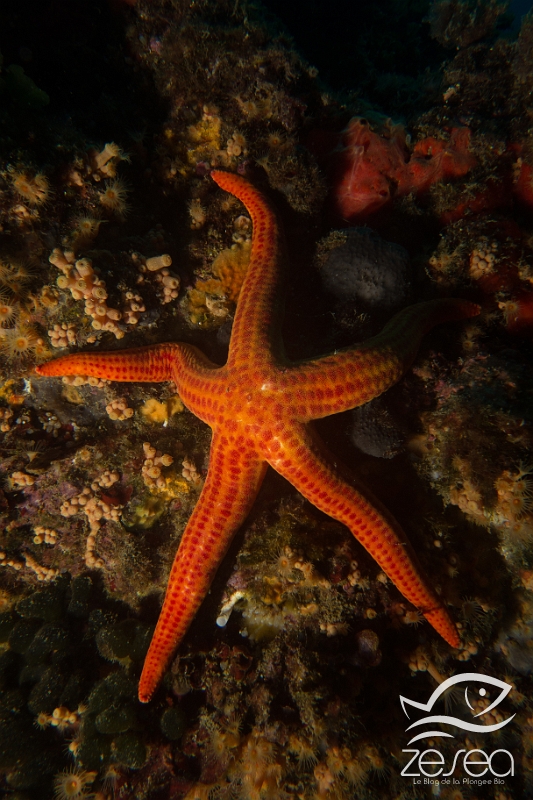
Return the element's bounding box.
[99,179,130,217]
[34,711,51,729]
[272,546,297,579]
[504,519,533,543]
[0,295,18,326]
[53,767,95,800]
[498,295,533,331]
[18,439,47,463]
[313,762,335,796]
[206,726,240,767]
[344,756,369,787]
[403,608,424,627]
[288,734,318,770]
[101,764,122,792]
[242,735,275,767]
[360,744,390,781]
[240,735,283,799]
[92,141,128,173]
[71,216,103,246]
[0,324,42,359]
[0,261,33,297]
[326,746,346,777]
[11,171,51,205]
[266,131,287,150]
[461,597,486,623]
[495,466,533,520]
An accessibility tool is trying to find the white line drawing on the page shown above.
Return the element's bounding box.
[400,672,515,745]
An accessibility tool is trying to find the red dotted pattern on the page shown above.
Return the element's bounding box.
[138,433,266,702]
[35,342,220,385]
[211,170,286,371]
[285,298,480,420]
[36,172,479,702]
[259,423,460,648]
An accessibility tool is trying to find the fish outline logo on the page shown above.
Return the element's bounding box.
[400,672,515,745]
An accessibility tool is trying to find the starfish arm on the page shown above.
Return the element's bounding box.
[211,170,286,368]
[35,342,219,384]
[138,433,267,702]
[260,423,460,648]
[284,298,480,420]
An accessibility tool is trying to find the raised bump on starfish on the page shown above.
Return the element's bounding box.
[36,170,480,702]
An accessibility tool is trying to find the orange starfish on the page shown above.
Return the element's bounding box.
[36,171,479,702]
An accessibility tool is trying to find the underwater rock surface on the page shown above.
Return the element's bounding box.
[0,0,532,797]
